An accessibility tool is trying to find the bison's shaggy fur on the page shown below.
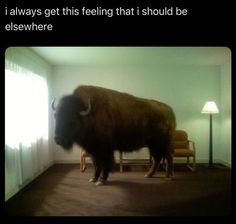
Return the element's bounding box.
[53,85,176,185]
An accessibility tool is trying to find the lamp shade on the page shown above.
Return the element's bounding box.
[201,101,219,114]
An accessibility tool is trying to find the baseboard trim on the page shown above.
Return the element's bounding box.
[53,158,231,167]
[5,161,54,201]
[214,159,231,168]
[54,160,80,164]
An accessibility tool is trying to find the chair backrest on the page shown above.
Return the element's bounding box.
[173,130,188,149]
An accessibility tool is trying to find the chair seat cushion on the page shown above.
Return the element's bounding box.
[174,141,188,149]
[174,149,194,157]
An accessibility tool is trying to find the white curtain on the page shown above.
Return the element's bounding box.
[5,48,52,201]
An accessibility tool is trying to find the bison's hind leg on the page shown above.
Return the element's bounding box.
[165,153,174,179]
[144,154,162,178]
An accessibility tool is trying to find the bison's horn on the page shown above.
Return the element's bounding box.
[80,98,91,116]
[51,98,56,111]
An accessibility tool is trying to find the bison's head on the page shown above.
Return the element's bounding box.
[52,95,91,149]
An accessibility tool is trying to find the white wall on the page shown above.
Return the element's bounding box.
[50,59,230,165]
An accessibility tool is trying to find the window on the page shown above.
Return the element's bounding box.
[5,68,48,148]
[5,60,50,201]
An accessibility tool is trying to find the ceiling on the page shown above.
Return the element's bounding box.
[31,47,230,66]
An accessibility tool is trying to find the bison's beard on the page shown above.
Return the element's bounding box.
[56,138,74,150]
[54,133,75,149]
[61,143,74,150]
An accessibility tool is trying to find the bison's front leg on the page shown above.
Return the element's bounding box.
[95,169,108,186]
[96,153,114,186]
[89,157,102,183]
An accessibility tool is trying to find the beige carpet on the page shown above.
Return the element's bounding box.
[6,164,231,216]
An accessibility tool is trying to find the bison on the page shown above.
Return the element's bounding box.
[52,85,176,185]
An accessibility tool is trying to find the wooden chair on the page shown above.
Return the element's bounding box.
[80,148,91,172]
[119,151,152,172]
[119,130,196,172]
[173,130,196,171]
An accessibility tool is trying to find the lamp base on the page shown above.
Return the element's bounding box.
[208,164,216,169]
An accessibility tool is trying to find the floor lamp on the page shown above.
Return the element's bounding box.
[201,101,219,167]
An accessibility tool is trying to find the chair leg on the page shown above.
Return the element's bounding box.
[80,149,87,172]
[82,156,86,172]
[187,156,189,165]
[187,156,196,172]
[80,150,83,172]
[119,152,123,172]
[193,155,196,171]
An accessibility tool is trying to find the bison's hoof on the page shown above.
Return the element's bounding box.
[144,174,152,178]
[89,178,97,183]
[95,181,105,186]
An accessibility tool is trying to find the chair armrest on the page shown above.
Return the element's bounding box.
[188,140,196,153]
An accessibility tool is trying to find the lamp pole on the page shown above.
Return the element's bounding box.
[201,101,219,168]
[209,113,213,167]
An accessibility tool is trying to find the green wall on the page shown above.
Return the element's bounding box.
[52,62,227,164]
